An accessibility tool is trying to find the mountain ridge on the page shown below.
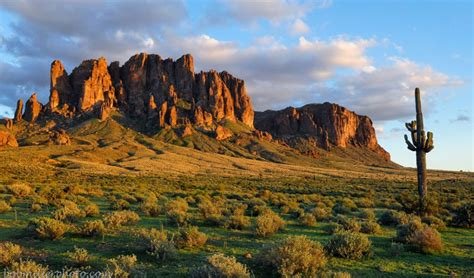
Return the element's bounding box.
[1,52,390,166]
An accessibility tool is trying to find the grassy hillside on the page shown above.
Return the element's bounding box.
[0,117,472,277]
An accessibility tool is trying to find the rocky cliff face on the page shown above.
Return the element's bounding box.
[8,52,390,163]
[21,53,254,131]
[255,103,390,161]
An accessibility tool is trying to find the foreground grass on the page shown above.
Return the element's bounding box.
[0,171,473,277]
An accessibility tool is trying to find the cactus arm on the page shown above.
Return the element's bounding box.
[404,134,417,151]
[424,132,434,152]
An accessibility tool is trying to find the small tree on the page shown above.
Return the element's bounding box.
[404,88,434,215]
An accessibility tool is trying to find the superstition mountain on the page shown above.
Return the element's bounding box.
[1,53,391,165]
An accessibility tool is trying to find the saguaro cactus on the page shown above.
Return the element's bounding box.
[404,88,434,214]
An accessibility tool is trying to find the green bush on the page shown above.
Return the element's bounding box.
[8,259,48,275]
[106,254,138,277]
[359,209,376,221]
[80,220,106,237]
[299,213,317,227]
[258,235,326,277]
[190,253,250,278]
[332,198,358,214]
[409,226,443,254]
[28,217,68,240]
[378,210,409,226]
[52,201,85,222]
[177,226,208,249]
[422,215,446,230]
[0,242,22,266]
[450,202,473,228]
[104,210,140,229]
[139,195,162,216]
[360,221,381,234]
[0,200,12,213]
[312,207,332,221]
[395,218,423,243]
[166,198,189,226]
[66,247,90,266]
[84,203,100,217]
[7,183,32,198]
[325,232,371,259]
[136,228,176,261]
[255,209,285,237]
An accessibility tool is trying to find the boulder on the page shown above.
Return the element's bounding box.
[0,131,18,147]
[23,93,42,122]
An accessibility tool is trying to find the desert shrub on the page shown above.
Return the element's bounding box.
[359,209,376,221]
[166,198,189,226]
[139,194,162,216]
[0,200,12,213]
[84,203,100,217]
[280,200,301,216]
[110,199,131,211]
[335,216,361,233]
[8,260,48,275]
[67,247,90,266]
[319,271,352,278]
[332,198,358,214]
[360,221,381,234]
[30,203,42,212]
[177,226,208,249]
[298,213,317,227]
[104,210,140,229]
[7,183,32,198]
[450,202,473,228]
[312,207,332,221]
[136,228,176,261]
[191,253,250,278]
[258,235,326,277]
[255,209,285,237]
[422,215,446,230]
[52,201,85,222]
[28,217,68,240]
[0,242,22,266]
[224,214,251,230]
[106,254,137,277]
[80,220,106,237]
[389,242,405,257]
[409,226,443,254]
[325,232,371,260]
[223,205,251,230]
[378,210,409,226]
[355,197,374,208]
[198,197,223,225]
[245,197,267,216]
[395,218,424,243]
[325,223,344,235]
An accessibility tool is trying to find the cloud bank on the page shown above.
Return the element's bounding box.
[0,0,461,123]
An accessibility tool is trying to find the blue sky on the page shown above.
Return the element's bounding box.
[0,0,472,171]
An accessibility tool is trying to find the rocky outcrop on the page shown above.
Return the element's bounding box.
[50,60,73,108]
[23,93,42,122]
[5,119,13,130]
[49,129,71,145]
[215,125,233,141]
[70,57,115,111]
[14,99,23,122]
[0,131,18,147]
[255,103,390,160]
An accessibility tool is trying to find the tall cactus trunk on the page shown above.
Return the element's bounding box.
[404,88,434,215]
[415,89,427,206]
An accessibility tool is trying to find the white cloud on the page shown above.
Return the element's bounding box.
[290,19,310,35]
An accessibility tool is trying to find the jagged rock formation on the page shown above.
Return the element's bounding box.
[8,52,390,164]
[255,103,390,161]
[0,131,18,147]
[23,93,42,122]
[19,53,254,133]
[14,100,23,122]
[5,119,13,130]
